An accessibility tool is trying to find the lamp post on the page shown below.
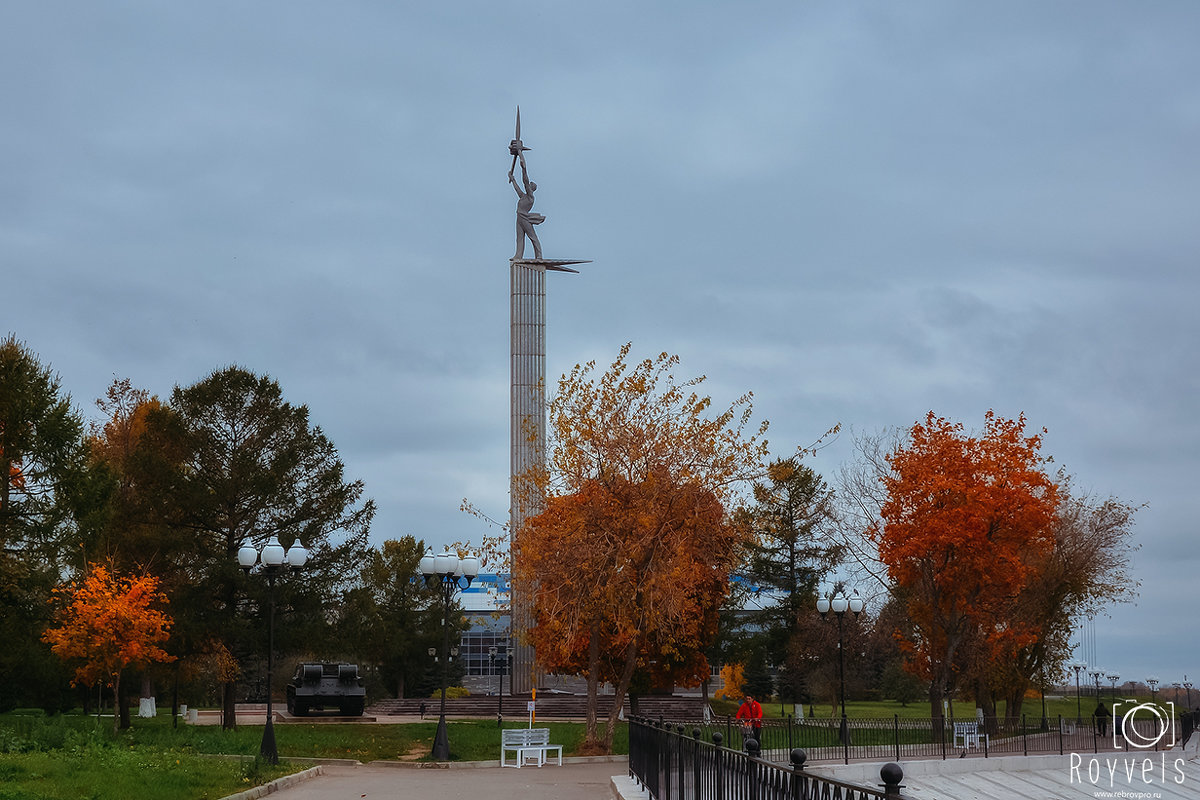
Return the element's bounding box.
[1107,672,1120,704]
[420,549,480,760]
[817,588,864,747]
[236,535,307,765]
[1073,661,1086,724]
[1039,665,1048,731]
[1146,676,1159,705]
[1183,676,1193,711]
[1090,667,1104,699]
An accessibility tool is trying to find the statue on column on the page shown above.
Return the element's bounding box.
[509,108,544,260]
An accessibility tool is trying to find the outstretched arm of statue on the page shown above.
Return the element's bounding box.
[519,153,533,189]
[509,169,522,195]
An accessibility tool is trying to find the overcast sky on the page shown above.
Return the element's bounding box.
[4,3,1197,688]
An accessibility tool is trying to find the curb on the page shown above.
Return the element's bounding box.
[218,765,324,800]
[611,774,650,800]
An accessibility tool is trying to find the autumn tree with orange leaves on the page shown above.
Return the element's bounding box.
[515,345,768,752]
[43,564,174,731]
[870,411,1059,727]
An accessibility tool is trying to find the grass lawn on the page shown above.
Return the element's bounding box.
[0,711,628,800]
[0,747,292,800]
[124,716,628,763]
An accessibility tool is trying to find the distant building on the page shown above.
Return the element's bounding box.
[455,573,776,696]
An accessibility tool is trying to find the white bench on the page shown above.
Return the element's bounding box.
[952,721,989,749]
[500,727,563,768]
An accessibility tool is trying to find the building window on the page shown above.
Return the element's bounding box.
[459,620,510,676]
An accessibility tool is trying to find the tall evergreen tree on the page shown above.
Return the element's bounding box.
[0,335,90,559]
[336,536,449,699]
[737,457,842,700]
[145,366,375,728]
[0,336,92,711]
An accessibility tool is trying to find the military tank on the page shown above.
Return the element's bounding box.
[286,662,365,716]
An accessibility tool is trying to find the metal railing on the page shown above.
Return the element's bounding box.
[629,715,905,800]
[673,713,1184,765]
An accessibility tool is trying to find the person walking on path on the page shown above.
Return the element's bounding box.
[1094,700,1111,737]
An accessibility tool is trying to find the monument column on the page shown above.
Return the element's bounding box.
[509,257,584,695]
[505,109,588,695]
[509,257,544,697]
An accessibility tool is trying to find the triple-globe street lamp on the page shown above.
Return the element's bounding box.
[1183,677,1193,711]
[237,535,308,765]
[419,549,480,761]
[1107,671,1121,703]
[1146,676,1160,704]
[489,646,503,726]
[817,588,865,746]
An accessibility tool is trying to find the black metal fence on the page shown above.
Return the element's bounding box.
[629,715,905,800]
[676,713,1187,765]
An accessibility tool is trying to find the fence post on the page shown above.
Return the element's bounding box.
[676,726,686,800]
[880,763,905,798]
[940,716,947,760]
[662,717,671,798]
[790,748,807,800]
[629,716,640,788]
[693,728,702,800]
[1022,714,1027,756]
[787,713,793,751]
[713,732,724,800]
[894,714,900,762]
[1058,715,1064,755]
[746,737,761,800]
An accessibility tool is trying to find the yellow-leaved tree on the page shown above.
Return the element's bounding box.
[715,663,746,700]
[514,344,768,752]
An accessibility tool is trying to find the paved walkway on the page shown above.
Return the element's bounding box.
[251,759,627,800]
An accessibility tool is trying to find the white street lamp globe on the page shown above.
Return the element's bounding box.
[237,539,259,570]
[434,550,455,576]
[831,592,848,614]
[419,552,435,577]
[262,536,286,567]
[816,595,830,615]
[848,590,865,615]
[460,555,480,580]
[286,540,308,569]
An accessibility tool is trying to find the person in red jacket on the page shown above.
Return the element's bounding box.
[735,694,763,746]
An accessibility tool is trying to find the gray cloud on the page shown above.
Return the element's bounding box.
[3,0,1196,684]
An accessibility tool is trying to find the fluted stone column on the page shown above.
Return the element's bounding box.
[509,257,585,695]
